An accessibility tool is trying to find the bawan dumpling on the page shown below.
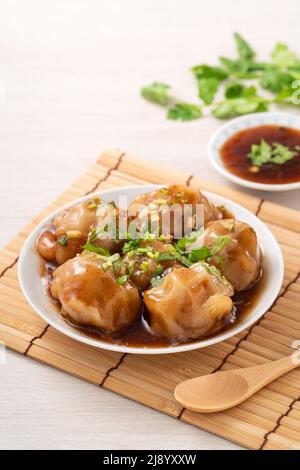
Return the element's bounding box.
[144,262,234,341]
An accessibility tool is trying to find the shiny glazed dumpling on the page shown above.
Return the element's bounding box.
[204,219,261,291]
[128,184,223,237]
[50,252,141,332]
[144,262,234,340]
[37,198,121,265]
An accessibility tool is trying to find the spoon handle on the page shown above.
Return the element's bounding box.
[237,354,298,391]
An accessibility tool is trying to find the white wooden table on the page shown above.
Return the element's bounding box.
[0,0,299,450]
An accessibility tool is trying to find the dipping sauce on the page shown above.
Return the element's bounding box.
[220,125,300,184]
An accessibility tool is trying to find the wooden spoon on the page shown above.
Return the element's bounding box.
[174,354,298,413]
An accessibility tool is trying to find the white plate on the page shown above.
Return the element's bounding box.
[208,112,300,192]
[18,185,284,355]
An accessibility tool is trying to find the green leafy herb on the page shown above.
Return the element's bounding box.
[140,261,150,273]
[157,252,192,268]
[188,246,211,263]
[213,95,268,119]
[197,78,220,105]
[167,102,202,121]
[271,43,299,68]
[123,239,140,253]
[117,275,129,285]
[58,235,68,247]
[187,236,230,263]
[102,253,121,270]
[219,56,253,77]
[248,140,298,166]
[224,81,244,98]
[141,33,300,122]
[234,32,255,61]
[176,229,203,252]
[82,227,110,256]
[260,70,293,93]
[81,243,110,256]
[153,264,163,276]
[192,65,228,105]
[192,64,228,80]
[211,236,231,255]
[112,259,126,277]
[141,82,171,105]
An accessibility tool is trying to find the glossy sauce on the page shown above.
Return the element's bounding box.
[41,259,265,349]
[221,125,300,184]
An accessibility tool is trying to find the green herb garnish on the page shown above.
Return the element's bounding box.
[188,246,211,263]
[81,227,110,256]
[117,275,129,285]
[176,229,203,252]
[248,140,298,167]
[156,252,192,268]
[234,32,255,61]
[167,102,202,121]
[81,243,110,256]
[141,82,171,105]
[102,253,121,270]
[153,264,163,276]
[140,261,150,273]
[58,235,68,247]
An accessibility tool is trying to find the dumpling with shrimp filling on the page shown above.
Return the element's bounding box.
[204,219,261,292]
[144,262,234,341]
[50,251,141,332]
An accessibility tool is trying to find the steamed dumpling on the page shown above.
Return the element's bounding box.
[37,198,122,265]
[128,184,223,238]
[144,262,234,340]
[50,252,141,332]
[204,219,261,291]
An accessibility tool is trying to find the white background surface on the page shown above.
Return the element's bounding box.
[0,0,299,450]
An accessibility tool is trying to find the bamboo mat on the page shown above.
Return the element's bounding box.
[1,149,300,450]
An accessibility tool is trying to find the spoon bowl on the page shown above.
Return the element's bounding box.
[175,354,298,413]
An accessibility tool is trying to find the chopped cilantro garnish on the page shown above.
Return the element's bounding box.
[176,229,204,252]
[102,253,121,270]
[153,264,163,276]
[81,243,110,256]
[141,261,150,273]
[248,140,298,167]
[188,246,211,262]
[58,235,68,247]
[117,275,129,285]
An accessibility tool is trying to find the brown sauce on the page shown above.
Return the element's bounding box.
[41,259,265,349]
[221,125,300,184]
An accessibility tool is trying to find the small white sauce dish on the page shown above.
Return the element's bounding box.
[18,185,284,355]
[208,112,300,192]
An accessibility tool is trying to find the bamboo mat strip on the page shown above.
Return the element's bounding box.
[0,148,300,450]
